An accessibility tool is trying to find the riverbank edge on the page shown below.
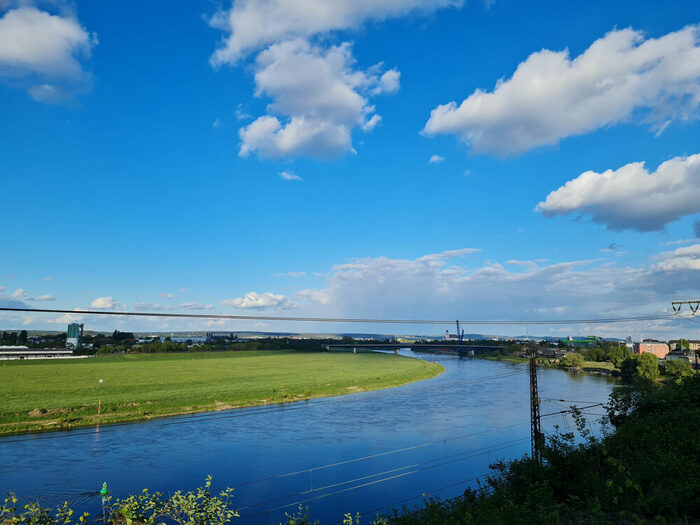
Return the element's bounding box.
[0,353,445,438]
[474,352,617,375]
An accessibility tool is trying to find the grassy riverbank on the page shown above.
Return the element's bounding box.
[0,350,443,436]
[476,352,617,373]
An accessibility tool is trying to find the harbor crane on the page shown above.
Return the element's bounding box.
[456,320,464,343]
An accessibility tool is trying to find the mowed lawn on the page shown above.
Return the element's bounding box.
[0,350,443,435]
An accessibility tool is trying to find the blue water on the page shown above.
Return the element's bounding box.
[0,352,615,524]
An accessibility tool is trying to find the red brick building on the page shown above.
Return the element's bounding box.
[633,342,669,359]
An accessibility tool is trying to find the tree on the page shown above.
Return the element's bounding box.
[563,352,584,369]
[620,353,659,383]
[662,359,693,378]
[18,330,28,344]
[605,344,628,367]
[676,339,691,352]
[637,352,660,380]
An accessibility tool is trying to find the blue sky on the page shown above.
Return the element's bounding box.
[1,0,700,339]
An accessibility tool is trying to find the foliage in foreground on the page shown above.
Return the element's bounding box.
[1,477,238,525]
[382,375,700,524]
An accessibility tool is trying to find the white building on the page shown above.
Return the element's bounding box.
[0,346,79,360]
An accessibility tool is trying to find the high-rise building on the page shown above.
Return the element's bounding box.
[66,323,83,348]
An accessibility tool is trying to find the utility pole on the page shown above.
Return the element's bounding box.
[672,300,700,369]
[671,299,700,314]
[529,342,543,461]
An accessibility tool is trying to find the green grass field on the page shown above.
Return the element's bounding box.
[0,350,443,436]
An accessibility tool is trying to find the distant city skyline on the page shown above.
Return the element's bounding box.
[1,0,700,339]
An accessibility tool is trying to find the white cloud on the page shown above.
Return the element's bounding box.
[279,170,302,181]
[361,114,382,132]
[293,245,700,335]
[373,69,400,95]
[0,6,97,102]
[91,296,118,309]
[180,302,213,310]
[43,277,53,281]
[133,302,172,311]
[238,39,398,159]
[212,118,222,128]
[234,103,252,121]
[536,153,700,232]
[221,291,295,309]
[8,288,53,301]
[429,154,445,164]
[178,288,190,293]
[132,301,212,311]
[209,0,463,64]
[662,239,696,246]
[653,244,700,272]
[50,313,83,324]
[11,288,28,300]
[423,25,700,156]
[159,292,175,298]
[0,286,5,292]
[277,271,307,277]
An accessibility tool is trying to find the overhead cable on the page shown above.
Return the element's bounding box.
[0,306,688,326]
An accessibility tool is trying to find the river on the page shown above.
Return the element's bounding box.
[0,352,616,524]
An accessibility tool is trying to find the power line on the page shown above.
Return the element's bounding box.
[235,436,529,515]
[328,473,491,525]
[238,437,531,521]
[0,307,684,326]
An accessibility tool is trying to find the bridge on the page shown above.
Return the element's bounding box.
[324,343,504,355]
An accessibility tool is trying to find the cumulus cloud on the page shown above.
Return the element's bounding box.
[294,245,700,334]
[0,5,97,102]
[429,154,445,164]
[423,25,700,156]
[209,0,463,64]
[159,292,174,298]
[221,291,295,309]
[238,39,398,159]
[653,244,700,272]
[536,153,700,232]
[11,288,28,300]
[279,170,302,181]
[91,296,119,309]
[8,288,53,301]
